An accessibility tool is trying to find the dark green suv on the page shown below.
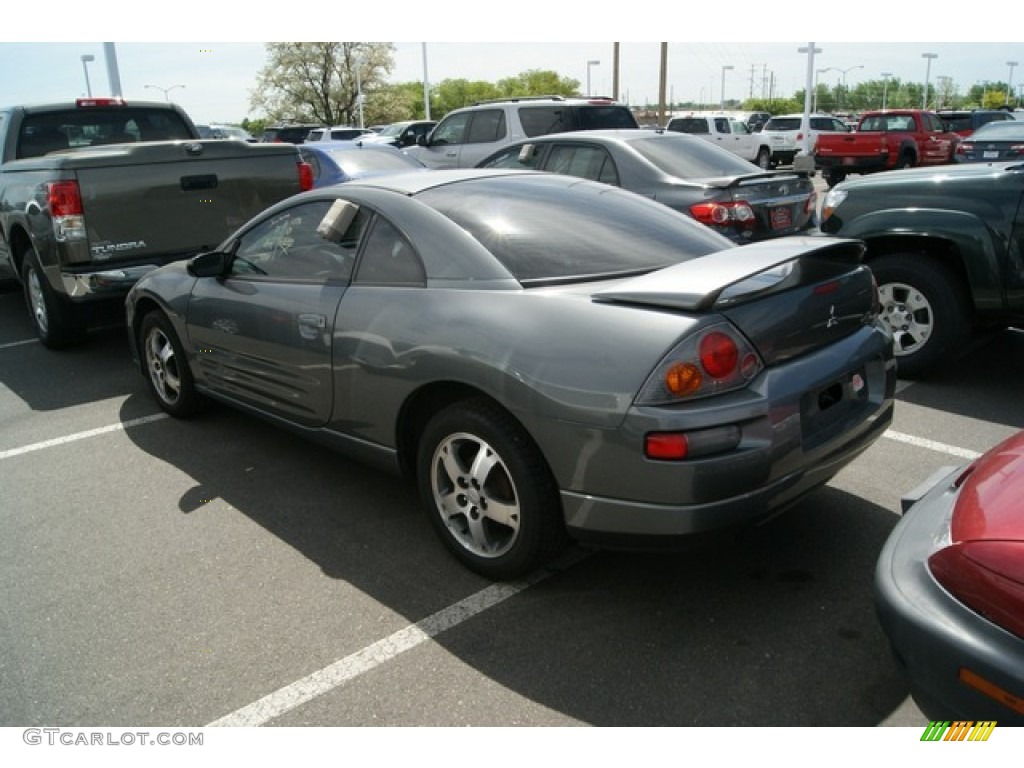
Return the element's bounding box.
[259,123,321,144]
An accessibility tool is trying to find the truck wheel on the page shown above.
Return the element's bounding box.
[869,253,971,379]
[139,310,205,417]
[755,147,771,169]
[895,152,915,170]
[21,248,85,349]
[416,398,567,580]
[823,169,846,188]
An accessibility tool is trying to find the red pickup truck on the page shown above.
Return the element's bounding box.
[814,109,960,187]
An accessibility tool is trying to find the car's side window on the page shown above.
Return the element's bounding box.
[519,106,568,137]
[729,119,750,135]
[714,118,731,134]
[544,144,618,185]
[466,110,506,144]
[353,216,425,287]
[430,113,470,145]
[230,200,367,282]
[480,144,542,169]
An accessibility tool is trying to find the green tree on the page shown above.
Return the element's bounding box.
[496,70,580,98]
[430,79,503,115]
[249,42,396,125]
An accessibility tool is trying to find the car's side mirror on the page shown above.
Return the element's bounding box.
[187,250,231,278]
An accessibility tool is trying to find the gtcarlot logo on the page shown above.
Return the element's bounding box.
[920,721,997,742]
[23,728,203,747]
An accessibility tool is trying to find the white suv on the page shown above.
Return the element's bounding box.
[760,114,851,166]
[665,112,772,168]
[405,96,638,169]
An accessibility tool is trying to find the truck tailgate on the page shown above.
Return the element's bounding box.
[70,140,302,264]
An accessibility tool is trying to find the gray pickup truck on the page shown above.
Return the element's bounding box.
[0,97,312,347]
[819,162,1024,378]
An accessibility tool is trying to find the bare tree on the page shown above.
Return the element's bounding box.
[249,42,395,125]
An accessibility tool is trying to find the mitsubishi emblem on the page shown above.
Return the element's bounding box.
[826,305,840,328]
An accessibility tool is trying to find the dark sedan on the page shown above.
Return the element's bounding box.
[476,129,817,243]
[875,431,1024,724]
[954,120,1024,162]
[297,140,426,187]
[126,170,894,579]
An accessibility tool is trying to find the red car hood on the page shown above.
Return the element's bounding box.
[952,431,1024,543]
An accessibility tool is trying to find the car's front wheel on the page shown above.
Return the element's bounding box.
[870,253,971,379]
[139,310,205,417]
[416,398,567,580]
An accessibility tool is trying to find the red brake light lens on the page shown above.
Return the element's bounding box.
[928,541,1024,640]
[76,97,126,108]
[298,161,314,191]
[699,331,738,379]
[47,181,83,216]
[689,201,755,226]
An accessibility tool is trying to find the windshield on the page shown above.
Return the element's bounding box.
[379,123,406,137]
[417,175,731,283]
[627,135,765,178]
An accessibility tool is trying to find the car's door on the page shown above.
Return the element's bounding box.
[186,199,364,427]
[921,112,957,164]
[726,118,758,160]
[453,109,509,168]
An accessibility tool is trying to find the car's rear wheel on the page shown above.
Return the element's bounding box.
[139,310,204,417]
[755,147,771,169]
[21,248,86,349]
[416,398,567,580]
[870,253,971,379]
[823,169,847,188]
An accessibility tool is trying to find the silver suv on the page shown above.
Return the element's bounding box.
[405,96,638,169]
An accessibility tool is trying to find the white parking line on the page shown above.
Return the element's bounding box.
[0,413,169,460]
[0,338,38,350]
[883,429,982,460]
[207,550,589,727]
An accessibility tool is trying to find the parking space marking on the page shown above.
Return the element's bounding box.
[0,338,38,350]
[0,413,168,460]
[208,550,589,727]
[883,429,982,460]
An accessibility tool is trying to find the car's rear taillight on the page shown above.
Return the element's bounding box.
[689,201,755,226]
[636,322,763,405]
[928,540,1024,640]
[76,97,126,108]
[298,161,314,191]
[47,181,87,242]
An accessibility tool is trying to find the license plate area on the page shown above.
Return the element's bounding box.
[770,206,792,230]
[801,368,869,450]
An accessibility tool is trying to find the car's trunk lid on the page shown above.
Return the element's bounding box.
[593,236,877,366]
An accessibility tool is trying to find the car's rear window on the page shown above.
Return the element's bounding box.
[17,107,194,158]
[416,175,730,283]
[764,117,801,131]
[666,118,710,135]
[626,135,763,177]
[575,106,639,130]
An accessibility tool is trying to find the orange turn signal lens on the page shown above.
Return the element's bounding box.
[664,362,702,396]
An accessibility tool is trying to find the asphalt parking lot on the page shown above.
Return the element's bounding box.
[2,273,1022,729]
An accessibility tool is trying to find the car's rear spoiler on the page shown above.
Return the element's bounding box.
[593,236,866,312]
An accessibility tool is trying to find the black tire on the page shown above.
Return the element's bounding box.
[823,169,846,188]
[138,310,205,417]
[416,398,567,580]
[869,253,972,379]
[755,147,771,170]
[895,152,915,170]
[21,248,86,349]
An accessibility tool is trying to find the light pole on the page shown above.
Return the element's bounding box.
[880,71,892,110]
[814,67,837,112]
[836,65,864,112]
[586,60,600,97]
[921,53,938,109]
[144,83,185,102]
[80,54,95,97]
[1007,61,1019,106]
[720,65,734,110]
[354,56,365,129]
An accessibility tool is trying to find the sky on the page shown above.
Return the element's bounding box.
[1,7,1020,124]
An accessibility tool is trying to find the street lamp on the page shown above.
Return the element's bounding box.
[586,60,600,97]
[836,65,864,112]
[880,71,892,110]
[144,83,185,102]
[814,67,837,112]
[354,56,365,129]
[80,54,95,97]
[1007,61,1019,106]
[720,65,734,110]
[921,53,938,109]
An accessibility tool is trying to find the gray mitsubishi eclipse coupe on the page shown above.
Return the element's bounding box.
[126,169,896,579]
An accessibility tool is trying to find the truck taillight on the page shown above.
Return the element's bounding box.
[76,97,126,108]
[298,161,314,191]
[47,180,87,242]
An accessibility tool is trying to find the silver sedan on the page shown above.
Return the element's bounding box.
[126,169,896,579]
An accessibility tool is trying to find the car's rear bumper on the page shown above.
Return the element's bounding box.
[874,466,1024,724]
[557,324,897,539]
